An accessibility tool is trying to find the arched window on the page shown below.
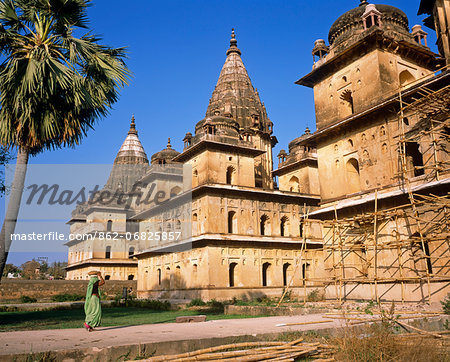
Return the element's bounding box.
[301,263,310,285]
[262,262,271,286]
[228,211,237,234]
[192,213,198,235]
[175,265,181,288]
[411,233,433,275]
[226,166,235,185]
[193,169,198,187]
[348,139,354,148]
[165,267,171,289]
[157,268,161,285]
[128,247,135,257]
[105,275,111,280]
[283,263,291,286]
[106,220,112,232]
[128,274,134,280]
[299,219,304,238]
[105,246,111,259]
[340,89,354,116]
[288,176,299,192]
[380,126,386,136]
[346,158,361,193]
[229,262,237,287]
[260,215,269,236]
[405,142,424,177]
[280,216,289,237]
[399,70,415,86]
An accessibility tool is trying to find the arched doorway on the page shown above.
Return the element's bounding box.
[226,166,235,185]
[262,262,271,286]
[228,211,237,233]
[260,215,269,236]
[280,216,289,237]
[288,176,299,192]
[229,262,237,287]
[283,263,291,286]
[346,158,361,193]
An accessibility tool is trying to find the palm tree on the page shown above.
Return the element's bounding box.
[0,0,131,278]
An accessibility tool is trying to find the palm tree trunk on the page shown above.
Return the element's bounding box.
[0,148,29,280]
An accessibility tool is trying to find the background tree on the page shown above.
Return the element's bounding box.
[0,146,13,195]
[20,259,40,279]
[0,0,131,279]
[1,262,19,277]
[48,261,67,279]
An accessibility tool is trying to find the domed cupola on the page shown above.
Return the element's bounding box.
[194,115,240,138]
[328,0,409,47]
[151,138,180,165]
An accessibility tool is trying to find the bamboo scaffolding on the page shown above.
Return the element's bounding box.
[144,338,331,362]
[276,204,309,307]
[283,67,450,304]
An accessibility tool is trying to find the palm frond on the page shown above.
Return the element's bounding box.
[0,0,132,155]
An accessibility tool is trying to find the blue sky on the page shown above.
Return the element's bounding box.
[3,0,438,265]
[29,0,438,165]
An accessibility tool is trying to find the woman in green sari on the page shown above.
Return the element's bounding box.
[84,271,105,331]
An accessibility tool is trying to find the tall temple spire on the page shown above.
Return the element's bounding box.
[114,116,148,165]
[201,29,271,131]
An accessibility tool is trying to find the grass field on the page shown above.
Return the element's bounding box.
[0,307,257,332]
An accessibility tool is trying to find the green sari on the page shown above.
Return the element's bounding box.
[84,276,102,328]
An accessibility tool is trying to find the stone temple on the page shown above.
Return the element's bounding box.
[66,0,450,303]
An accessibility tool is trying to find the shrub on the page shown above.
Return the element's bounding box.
[207,299,225,313]
[306,289,325,302]
[441,294,450,315]
[21,295,37,303]
[187,298,206,307]
[51,293,84,302]
[332,323,448,362]
[112,299,171,310]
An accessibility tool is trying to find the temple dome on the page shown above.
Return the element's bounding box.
[151,138,180,164]
[328,1,409,46]
[195,116,240,137]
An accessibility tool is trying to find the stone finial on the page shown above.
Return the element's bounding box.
[360,0,368,6]
[128,115,137,135]
[227,28,241,56]
[230,28,237,48]
[167,138,172,149]
[305,127,311,135]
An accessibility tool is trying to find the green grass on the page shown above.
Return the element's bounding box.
[0,307,259,332]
